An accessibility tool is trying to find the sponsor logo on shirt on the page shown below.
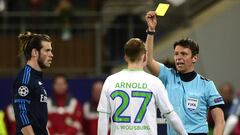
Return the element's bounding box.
[214,97,223,103]
[187,98,198,111]
[40,94,48,103]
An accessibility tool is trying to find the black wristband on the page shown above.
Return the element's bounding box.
[146,29,155,35]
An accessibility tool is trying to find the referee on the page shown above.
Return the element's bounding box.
[12,32,53,135]
[145,11,225,135]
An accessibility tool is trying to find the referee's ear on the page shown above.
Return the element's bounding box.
[192,55,198,64]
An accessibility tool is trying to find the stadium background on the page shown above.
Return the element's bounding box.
[0,0,240,134]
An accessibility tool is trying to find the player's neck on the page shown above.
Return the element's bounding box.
[27,59,42,72]
[127,63,144,70]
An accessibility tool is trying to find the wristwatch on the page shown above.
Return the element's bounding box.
[146,29,155,35]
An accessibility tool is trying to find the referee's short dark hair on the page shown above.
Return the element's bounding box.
[18,31,52,60]
[124,38,146,62]
[173,38,199,56]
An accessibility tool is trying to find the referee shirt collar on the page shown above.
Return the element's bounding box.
[179,71,197,82]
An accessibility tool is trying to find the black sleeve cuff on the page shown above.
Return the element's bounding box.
[209,104,224,111]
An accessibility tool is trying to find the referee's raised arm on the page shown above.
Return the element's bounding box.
[145,11,160,77]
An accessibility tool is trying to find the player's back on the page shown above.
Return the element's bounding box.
[104,69,166,135]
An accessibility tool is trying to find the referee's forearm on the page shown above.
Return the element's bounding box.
[145,34,154,63]
[211,107,225,135]
[213,122,225,135]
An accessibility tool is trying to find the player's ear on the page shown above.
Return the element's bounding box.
[124,55,128,63]
[143,54,147,63]
[32,48,39,57]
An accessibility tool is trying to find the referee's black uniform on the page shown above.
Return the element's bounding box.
[12,65,48,135]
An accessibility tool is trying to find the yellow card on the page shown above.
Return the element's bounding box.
[155,3,170,16]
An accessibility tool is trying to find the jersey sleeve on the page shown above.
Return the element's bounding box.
[97,78,111,114]
[154,79,174,114]
[158,63,171,85]
[13,83,33,129]
[207,81,224,107]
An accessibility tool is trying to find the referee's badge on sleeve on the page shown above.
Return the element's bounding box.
[18,86,29,97]
[214,97,223,103]
[187,98,198,111]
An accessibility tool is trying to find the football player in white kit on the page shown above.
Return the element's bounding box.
[97,38,187,135]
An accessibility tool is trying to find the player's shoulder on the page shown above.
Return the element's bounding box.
[141,72,165,88]
[141,71,161,80]
[106,70,130,79]
[16,65,33,85]
[143,72,161,81]
[102,72,121,86]
[105,71,121,80]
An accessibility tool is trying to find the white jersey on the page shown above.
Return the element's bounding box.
[97,69,174,135]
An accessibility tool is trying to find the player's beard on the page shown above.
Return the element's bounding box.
[38,55,48,69]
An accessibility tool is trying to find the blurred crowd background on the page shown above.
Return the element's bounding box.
[0,0,240,135]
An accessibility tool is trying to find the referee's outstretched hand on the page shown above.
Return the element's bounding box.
[145,11,157,31]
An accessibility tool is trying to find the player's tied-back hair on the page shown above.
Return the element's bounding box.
[124,38,146,62]
[18,31,52,60]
